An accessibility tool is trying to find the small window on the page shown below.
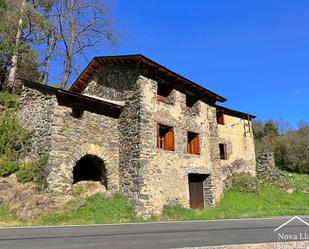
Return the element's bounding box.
[219,143,227,160]
[217,111,225,125]
[186,94,197,109]
[187,132,200,155]
[71,107,83,119]
[157,83,172,102]
[157,124,175,151]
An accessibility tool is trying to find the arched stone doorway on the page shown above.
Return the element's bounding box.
[73,154,108,189]
[47,143,119,195]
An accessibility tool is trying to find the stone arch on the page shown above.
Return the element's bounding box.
[66,144,118,192]
[73,154,108,188]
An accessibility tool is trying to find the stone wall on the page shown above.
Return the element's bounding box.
[47,103,120,194]
[18,85,120,195]
[136,75,218,215]
[256,152,276,175]
[81,63,145,208]
[83,63,141,101]
[18,62,257,216]
[17,85,56,158]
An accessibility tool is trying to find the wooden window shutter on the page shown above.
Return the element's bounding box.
[217,112,225,125]
[194,136,200,155]
[165,128,174,151]
[187,132,200,155]
[224,144,227,159]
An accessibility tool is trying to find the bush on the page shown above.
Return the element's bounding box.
[0,92,19,109]
[0,156,19,177]
[0,110,30,159]
[258,173,294,192]
[16,154,48,190]
[226,173,259,192]
[299,163,309,174]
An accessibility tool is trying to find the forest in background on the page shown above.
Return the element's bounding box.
[253,119,309,173]
[0,0,119,93]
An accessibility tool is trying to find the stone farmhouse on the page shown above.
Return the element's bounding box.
[18,54,256,215]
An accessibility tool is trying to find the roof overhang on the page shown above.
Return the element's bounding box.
[69,54,227,103]
[216,105,256,120]
[20,79,124,118]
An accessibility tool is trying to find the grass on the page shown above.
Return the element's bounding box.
[162,185,309,221]
[0,205,19,226]
[1,172,309,227]
[32,193,140,226]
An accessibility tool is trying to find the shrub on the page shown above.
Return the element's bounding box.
[0,110,30,159]
[16,154,48,190]
[299,163,309,174]
[258,173,294,192]
[0,156,19,177]
[0,92,19,109]
[226,173,259,192]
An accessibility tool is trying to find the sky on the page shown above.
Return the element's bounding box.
[71,0,309,127]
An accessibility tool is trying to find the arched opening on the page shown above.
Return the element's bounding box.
[73,154,107,189]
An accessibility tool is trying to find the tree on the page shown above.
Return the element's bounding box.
[1,0,52,92]
[7,0,27,93]
[252,120,264,140]
[275,114,292,135]
[263,120,279,137]
[54,0,118,89]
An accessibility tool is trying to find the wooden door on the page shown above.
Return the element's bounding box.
[189,174,206,209]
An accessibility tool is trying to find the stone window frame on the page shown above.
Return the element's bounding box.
[156,82,175,105]
[216,111,225,125]
[157,123,175,151]
[219,143,228,160]
[185,94,198,110]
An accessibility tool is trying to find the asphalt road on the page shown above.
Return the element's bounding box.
[0,217,309,249]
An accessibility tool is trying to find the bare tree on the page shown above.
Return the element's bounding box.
[41,23,57,85]
[7,0,27,93]
[275,114,293,135]
[298,120,309,129]
[55,0,118,89]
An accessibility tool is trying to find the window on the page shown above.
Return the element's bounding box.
[71,107,83,119]
[219,143,227,160]
[157,124,175,151]
[186,94,197,109]
[157,83,172,102]
[187,132,200,155]
[217,111,225,125]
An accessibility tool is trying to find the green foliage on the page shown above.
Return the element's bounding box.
[16,154,48,190]
[162,173,309,221]
[35,192,138,226]
[0,155,19,176]
[0,92,19,108]
[226,173,259,193]
[273,140,290,170]
[258,173,294,192]
[263,120,279,137]
[0,205,18,223]
[253,119,309,173]
[0,109,30,159]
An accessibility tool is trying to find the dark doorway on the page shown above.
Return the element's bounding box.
[188,173,208,209]
[73,154,107,188]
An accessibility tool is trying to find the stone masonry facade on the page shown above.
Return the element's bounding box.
[18,55,256,216]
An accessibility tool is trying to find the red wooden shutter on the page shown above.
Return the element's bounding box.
[194,136,200,155]
[224,144,227,159]
[165,128,174,151]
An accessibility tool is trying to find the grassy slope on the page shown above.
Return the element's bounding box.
[1,173,309,226]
